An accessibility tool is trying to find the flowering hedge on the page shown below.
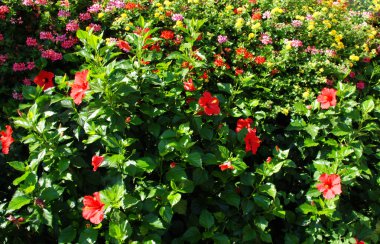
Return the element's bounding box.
[0,0,380,243]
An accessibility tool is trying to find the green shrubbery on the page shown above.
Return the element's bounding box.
[0,0,379,243]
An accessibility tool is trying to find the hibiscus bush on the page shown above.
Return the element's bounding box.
[1,0,380,243]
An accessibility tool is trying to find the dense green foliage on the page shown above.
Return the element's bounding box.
[0,0,379,243]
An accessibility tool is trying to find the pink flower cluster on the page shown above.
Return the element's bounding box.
[26,37,38,46]
[12,62,35,72]
[61,37,78,49]
[40,31,55,41]
[262,11,271,19]
[66,20,79,32]
[58,10,71,18]
[88,23,102,32]
[88,4,102,13]
[22,0,48,6]
[41,49,63,61]
[291,40,303,48]
[0,54,8,65]
[79,12,92,21]
[12,92,23,101]
[217,35,228,44]
[0,33,3,41]
[172,14,184,21]
[105,0,125,12]
[291,20,302,27]
[260,33,272,45]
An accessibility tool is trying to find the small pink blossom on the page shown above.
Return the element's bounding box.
[260,33,272,45]
[291,40,303,47]
[26,37,38,46]
[172,14,184,21]
[66,20,79,32]
[79,12,92,21]
[217,35,228,44]
[87,4,102,13]
[0,54,8,65]
[291,20,302,27]
[262,11,271,19]
[0,34,3,41]
[13,63,27,72]
[58,10,71,18]
[40,31,55,41]
[41,49,63,61]
[88,23,102,32]
[23,78,32,86]
[356,81,365,90]
[22,0,34,6]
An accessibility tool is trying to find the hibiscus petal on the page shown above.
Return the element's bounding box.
[323,189,335,199]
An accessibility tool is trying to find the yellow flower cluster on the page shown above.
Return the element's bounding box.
[271,7,284,15]
[188,0,200,3]
[235,18,244,29]
[308,21,315,31]
[349,54,360,62]
[330,30,345,50]
[154,2,166,20]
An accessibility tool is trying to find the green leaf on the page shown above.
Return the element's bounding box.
[313,160,331,173]
[243,225,257,242]
[298,203,317,214]
[7,194,31,212]
[41,186,64,201]
[59,225,76,244]
[253,194,271,209]
[221,191,240,208]
[259,183,277,199]
[144,214,165,229]
[167,192,181,207]
[305,124,319,139]
[7,161,25,171]
[182,227,201,243]
[199,210,214,229]
[101,183,125,208]
[362,99,375,114]
[217,83,232,94]
[79,228,98,244]
[255,216,268,231]
[187,152,202,168]
[159,206,173,223]
[123,195,140,208]
[109,211,132,242]
[136,157,156,173]
[42,208,53,227]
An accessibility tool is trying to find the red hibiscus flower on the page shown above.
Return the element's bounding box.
[70,70,89,105]
[160,30,174,40]
[183,78,196,91]
[316,173,342,199]
[219,161,234,171]
[34,70,54,90]
[82,192,105,224]
[244,128,261,154]
[355,238,365,244]
[0,125,14,154]
[117,40,131,52]
[198,91,221,116]
[236,118,253,133]
[92,155,104,172]
[317,88,337,109]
